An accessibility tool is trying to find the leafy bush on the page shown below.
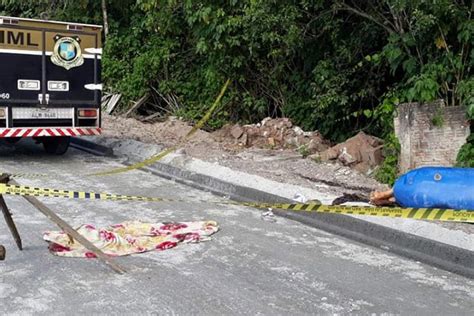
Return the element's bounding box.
[375,133,401,186]
[1,0,472,181]
[456,131,474,168]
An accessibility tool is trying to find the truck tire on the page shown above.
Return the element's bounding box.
[0,245,5,261]
[5,137,21,144]
[42,137,71,155]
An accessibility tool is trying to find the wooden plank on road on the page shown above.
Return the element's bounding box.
[9,178,126,274]
[0,174,22,250]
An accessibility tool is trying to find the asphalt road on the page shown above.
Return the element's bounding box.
[0,139,473,315]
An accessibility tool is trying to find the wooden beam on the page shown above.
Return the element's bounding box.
[125,94,149,117]
[0,245,4,261]
[105,94,122,114]
[8,179,126,274]
[0,175,22,250]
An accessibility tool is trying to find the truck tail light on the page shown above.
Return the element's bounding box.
[78,109,97,118]
[0,108,5,118]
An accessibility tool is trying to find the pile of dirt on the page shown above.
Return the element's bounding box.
[102,115,214,147]
[213,117,331,154]
[102,114,385,177]
[101,113,389,196]
[311,131,384,174]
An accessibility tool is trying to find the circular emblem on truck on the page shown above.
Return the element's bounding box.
[51,36,84,70]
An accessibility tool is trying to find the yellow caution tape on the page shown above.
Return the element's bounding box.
[1,79,230,180]
[1,183,473,223]
[8,173,50,179]
[89,79,231,177]
[0,183,171,202]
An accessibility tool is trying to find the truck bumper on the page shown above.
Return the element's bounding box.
[0,127,101,138]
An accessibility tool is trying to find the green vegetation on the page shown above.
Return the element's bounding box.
[297,144,310,158]
[457,129,474,167]
[375,133,401,186]
[431,108,445,127]
[1,0,473,179]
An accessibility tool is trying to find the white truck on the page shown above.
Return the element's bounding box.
[0,16,102,154]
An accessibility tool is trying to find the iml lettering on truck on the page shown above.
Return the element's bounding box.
[0,30,38,47]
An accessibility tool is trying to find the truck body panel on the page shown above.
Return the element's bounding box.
[0,16,102,143]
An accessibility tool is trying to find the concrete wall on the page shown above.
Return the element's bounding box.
[394,100,470,173]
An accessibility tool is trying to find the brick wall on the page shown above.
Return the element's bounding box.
[394,100,470,173]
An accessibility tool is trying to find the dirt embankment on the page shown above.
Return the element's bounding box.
[102,114,388,195]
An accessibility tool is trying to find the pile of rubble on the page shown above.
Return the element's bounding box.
[213,118,384,174]
[104,113,385,175]
[311,131,384,174]
[214,118,331,154]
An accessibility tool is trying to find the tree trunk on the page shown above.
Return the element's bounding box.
[101,0,109,38]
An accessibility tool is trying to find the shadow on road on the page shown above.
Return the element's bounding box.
[0,138,73,158]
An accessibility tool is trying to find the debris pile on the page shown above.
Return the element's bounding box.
[214,117,331,154]
[102,93,122,114]
[310,131,384,174]
[103,114,385,175]
[103,90,182,122]
[103,115,211,146]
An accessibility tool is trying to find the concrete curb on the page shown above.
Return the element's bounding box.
[76,138,474,279]
[71,137,114,156]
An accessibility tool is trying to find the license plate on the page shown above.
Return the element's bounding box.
[31,109,57,119]
[12,107,73,119]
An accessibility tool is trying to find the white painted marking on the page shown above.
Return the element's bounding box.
[84,48,102,55]
[84,83,103,91]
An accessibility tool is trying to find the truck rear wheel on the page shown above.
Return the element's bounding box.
[5,137,21,144]
[42,137,71,155]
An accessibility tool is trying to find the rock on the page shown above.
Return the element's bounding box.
[366,135,384,147]
[274,131,284,143]
[353,161,371,174]
[284,136,299,147]
[306,137,330,154]
[260,117,272,127]
[239,133,249,146]
[212,124,233,140]
[319,147,339,161]
[308,153,322,162]
[361,145,384,166]
[338,147,357,165]
[308,132,384,173]
[268,137,276,147]
[293,126,304,136]
[230,125,244,139]
[318,131,385,172]
[298,135,309,146]
[246,126,260,137]
[215,118,335,157]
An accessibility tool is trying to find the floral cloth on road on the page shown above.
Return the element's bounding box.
[43,220,219,257]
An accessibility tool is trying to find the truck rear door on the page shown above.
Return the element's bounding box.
[0,17,101,108]
[0,20,43,105]
[45,28,100,106]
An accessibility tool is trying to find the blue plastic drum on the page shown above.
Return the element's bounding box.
[393,167,474,210]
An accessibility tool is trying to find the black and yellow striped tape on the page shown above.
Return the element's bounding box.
[9,173,50,179]
[1,183,473,223]
[0,183,171,203]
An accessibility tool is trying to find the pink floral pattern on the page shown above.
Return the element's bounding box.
[43,220,219,258]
